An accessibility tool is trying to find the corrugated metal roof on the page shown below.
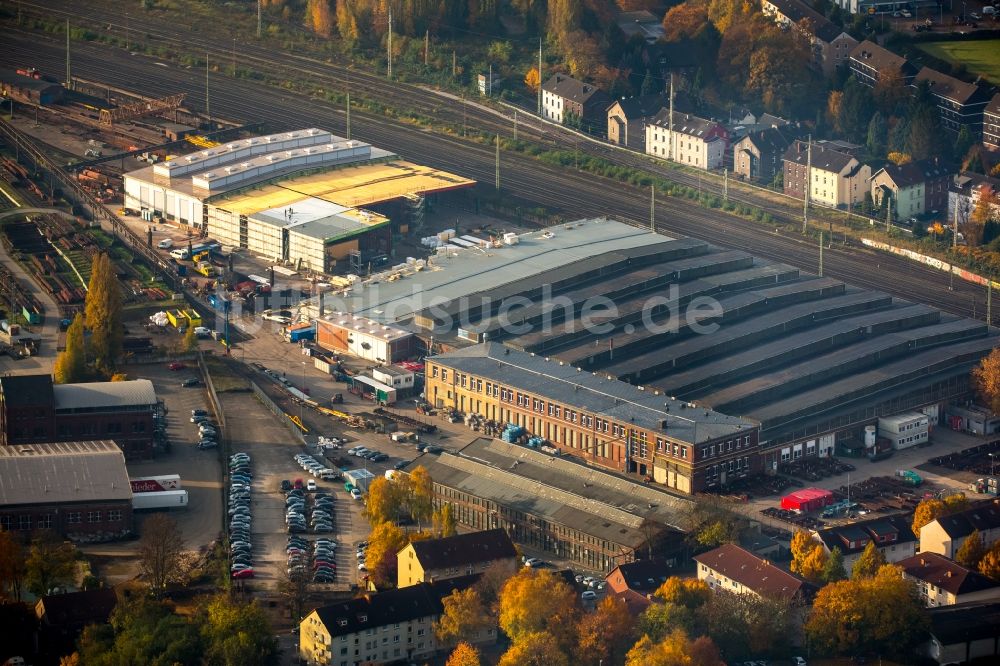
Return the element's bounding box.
[52,380,157,411]
[415,438,689,546]
[430,343,755,444]
[0,441,132,506]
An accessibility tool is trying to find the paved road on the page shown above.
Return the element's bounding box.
[0,31,989,324]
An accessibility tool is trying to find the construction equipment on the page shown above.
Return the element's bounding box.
[288,413,308,433]
[185,134,220,148]
[100,92,186,126]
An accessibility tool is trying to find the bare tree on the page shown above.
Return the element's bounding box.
[138,515,184,593]
[278,566,310,625]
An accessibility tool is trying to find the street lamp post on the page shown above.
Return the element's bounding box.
[990,452,996,477]
[299,361,305,427]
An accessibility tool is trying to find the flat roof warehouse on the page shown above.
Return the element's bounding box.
[380,219,997,456]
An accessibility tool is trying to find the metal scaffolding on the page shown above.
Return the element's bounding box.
[99,92,186,126]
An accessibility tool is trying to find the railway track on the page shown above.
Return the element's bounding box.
[5,0,868,227]
[0,30,987,323]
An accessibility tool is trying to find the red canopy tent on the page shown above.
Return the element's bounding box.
[780,487,834,513]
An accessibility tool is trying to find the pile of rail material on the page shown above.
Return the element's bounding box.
[3,218,86,305]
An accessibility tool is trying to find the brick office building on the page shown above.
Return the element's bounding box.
[0,375,157,460]
[0,441,133,542]
[424,343,760,494]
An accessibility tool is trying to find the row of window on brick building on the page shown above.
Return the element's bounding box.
[1,510,123,530]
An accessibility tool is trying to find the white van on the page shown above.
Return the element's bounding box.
[157,238,174,249]
[169,248,189,260]
[984,6,996,15]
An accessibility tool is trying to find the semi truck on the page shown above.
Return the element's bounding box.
[130,475,182,493]
[132,489,189,510]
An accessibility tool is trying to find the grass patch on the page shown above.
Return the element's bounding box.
[915,39,1000,84]
[203,355,249,393]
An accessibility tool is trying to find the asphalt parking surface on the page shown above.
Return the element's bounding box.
[125,362,222,551]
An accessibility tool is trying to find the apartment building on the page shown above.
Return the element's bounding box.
[541,74,610,128]
[424,343,759,494]
[645,110,729,171]
[732,127,792,184]
[913,67,992,135]
[899,553,1000,607]
[783,140,870,209]
[812,514,917,574]
[920,500,1000,559]
[397,528,518,588]
[984,92,1000,151]
[849,40,916,89]
[299,579,493,666]
[694,543,815,602]
[606,94,667,149]
[761,0,858,75]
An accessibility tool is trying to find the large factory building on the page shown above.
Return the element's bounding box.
[122,128,474,273]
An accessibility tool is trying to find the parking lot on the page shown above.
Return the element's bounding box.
[125,362,222,550]
[220,389,377,592]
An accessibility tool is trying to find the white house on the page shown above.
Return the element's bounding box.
[645,109,729,171]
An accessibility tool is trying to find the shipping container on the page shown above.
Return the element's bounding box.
[132,489,189,510]
[130,474,182,493]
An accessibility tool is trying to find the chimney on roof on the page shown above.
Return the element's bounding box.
[946,570,952,578]
[583,85,590,94]
[556,75,563,83]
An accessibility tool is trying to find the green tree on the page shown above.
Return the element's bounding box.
[84,253,123,374]
[53,313,87,384]
[79,593,202,666]
[822,546,847,583]
[906,81,946,160]
[838,77,875,143]
[852,540,887,579]
[703,589,795,657]
[433,503,458,538]
[955,528,989,569]
[25,535,77,597]
[954,125,975,163]
[638,600,702,642]
[695,519,739,548]
[183,324,198,352]
[0,530,26,601]
[866,112,887,158]
[200,595,279,666]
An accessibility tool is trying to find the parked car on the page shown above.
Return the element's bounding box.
[306,480,317,491]
[581,590,597,601]
[350,488,362,500]
[231,568,255,579]
[182,377,201,387]
[280,480,292,492]
[524,558,542,568]
[168,362,186,371]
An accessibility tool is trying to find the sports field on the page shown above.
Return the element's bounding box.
[915,39,1000,85]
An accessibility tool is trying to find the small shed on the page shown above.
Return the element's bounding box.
[780,487,834,513]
